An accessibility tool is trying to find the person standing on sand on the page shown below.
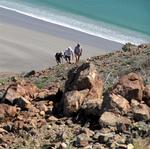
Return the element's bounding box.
[64,47,74,64]
[74,43,82,63]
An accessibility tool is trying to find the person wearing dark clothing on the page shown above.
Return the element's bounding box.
[74,44,82,63]
[55,52,63,64]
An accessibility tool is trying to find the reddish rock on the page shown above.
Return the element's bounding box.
[18,111,36,120]
[63,63,104,116]
[35,84,60,100]
[63,89,89,116]
[112,73,144,101]
[4,80,38,104]
[25,104,35,111]
[35,102,48,112]
[66,63,104,99]
[87,83,103,100]
[0,104,17,119]
[132,103,150,121]
[99,112,131,127]
[143,85,150,107]
[109,93,131,114]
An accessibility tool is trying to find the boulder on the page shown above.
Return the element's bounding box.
[109,93,131,114]
[3,80,38,104]
[132,103,150,121]
[99,112,131,127]
[112,73,144,101]
[81,99,103,116]
[63,63,104,116]
[143,85,150,107]
[63,89,89,116]
[66,63,104,99]
[0,104,17,119]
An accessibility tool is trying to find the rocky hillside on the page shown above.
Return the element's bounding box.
[0,43,150,149]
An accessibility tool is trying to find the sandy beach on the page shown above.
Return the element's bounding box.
[0,7,122,72]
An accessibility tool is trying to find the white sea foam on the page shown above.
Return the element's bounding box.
[0,1,150,45]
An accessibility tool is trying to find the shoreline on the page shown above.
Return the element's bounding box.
[0,7,123,73]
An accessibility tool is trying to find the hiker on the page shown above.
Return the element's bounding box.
[74,43,82,63]
[55,52,63,65]
[64,47,74,64]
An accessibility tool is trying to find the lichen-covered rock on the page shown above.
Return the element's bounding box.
[99,112,131,127]
[81,99,103,116]
[63,89,89,116]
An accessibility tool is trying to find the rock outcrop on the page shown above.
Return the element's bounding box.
[65,63,103,94]
[112,73,144,101]
[63,90,89,116]
[3,80,38,104]
[62,63,104,116]
[109,93,131,114]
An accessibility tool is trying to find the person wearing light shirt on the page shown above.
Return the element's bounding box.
[64,47,74,64]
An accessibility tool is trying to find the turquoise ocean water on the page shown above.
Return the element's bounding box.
[0,0,150,44]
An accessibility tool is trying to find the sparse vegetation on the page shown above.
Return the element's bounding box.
[0,44,150,149]
[34,77,50,89]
